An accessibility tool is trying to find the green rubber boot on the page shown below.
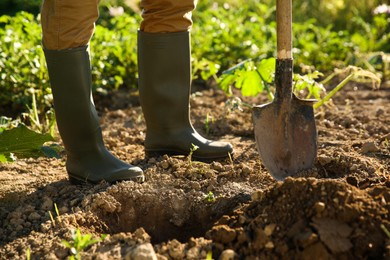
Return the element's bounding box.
[44,46,144,184]
[137,31,233,160]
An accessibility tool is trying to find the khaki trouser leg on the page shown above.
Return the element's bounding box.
[140,0,198,33]
[41,0,99,50]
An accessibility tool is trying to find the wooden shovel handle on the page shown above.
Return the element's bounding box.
[277,0,292,59]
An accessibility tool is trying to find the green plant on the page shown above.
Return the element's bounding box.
[206,251,213,260]
[0,116,19,133]
[0,12,51,118]
[0,11,141,118]
[0,123,60,162]
[293,70,326,100]
[228,152,234,166]
[62,229,107,260]
[22,89,56,135]
[25,247,31,260]
[218,57,325,101]
[91,13,141,92]
[381,224,390,239]
[204,113,214,135]
[314,66,381,109]
[204,191,216,203]
[219,58,276,100]
[192,1,276,76]
[48,203,61,226]
[218,57,381,111]
[350,11,390,53]
[187,143,199,167]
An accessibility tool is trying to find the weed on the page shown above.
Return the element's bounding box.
[187,144,199,167]
[22,89,56,135]
[224,97,246,114]
[293,70,326,100]
[26,247,31,260]
[62,229,106,260]
[48,203,61,226]
[204,191,216,203]
[228,152,234,166]
[383,138,389,148]
[206,251,213,260]
[381,224,390,239]
[54,203,60,217]
[204,113,213,135]
[314,66,381,109]
[0,116,20,133]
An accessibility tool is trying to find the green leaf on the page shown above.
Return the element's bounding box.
[218,74,235,95]
[100,234,108,241]
[0,124,54,159]
[257,57,276,83]
[0,154,9,163]
[61,240,72,248]
[40,145,61,159]
[240,71,263,96]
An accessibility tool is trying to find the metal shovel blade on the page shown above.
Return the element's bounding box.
[253,94,317,180]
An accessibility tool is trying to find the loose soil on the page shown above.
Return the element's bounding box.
[0,79,389,259]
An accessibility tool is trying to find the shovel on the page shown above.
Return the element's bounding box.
[252,0,317,180]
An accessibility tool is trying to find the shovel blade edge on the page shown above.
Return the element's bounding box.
[252,99,317,180]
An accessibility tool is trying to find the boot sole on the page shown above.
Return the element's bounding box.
[145,149,234,162]
[68,173,145,185]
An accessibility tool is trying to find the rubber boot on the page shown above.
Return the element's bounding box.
[137,31,233,160]
[44,46,144,184]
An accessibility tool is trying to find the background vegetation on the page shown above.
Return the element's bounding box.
[0,0,389,125]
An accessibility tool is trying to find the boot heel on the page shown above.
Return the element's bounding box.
[68,175,87,185]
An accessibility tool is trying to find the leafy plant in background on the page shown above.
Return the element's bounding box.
[91,13,140,93]
[0,12,50,118]
[0,11,141,117]
[1,3,387,119]
[192,1,276,76]
[192,0,387,83]
[218,58,381,110]
[351,10,390,53]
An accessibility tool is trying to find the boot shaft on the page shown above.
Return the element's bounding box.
[137,31,192,131]
[44,46,102,153]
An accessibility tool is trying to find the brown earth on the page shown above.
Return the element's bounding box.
[0,79,389,259]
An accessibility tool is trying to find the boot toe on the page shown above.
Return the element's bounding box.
[67,163,145,184]
[193,141,233,160]
[109,166,145,183]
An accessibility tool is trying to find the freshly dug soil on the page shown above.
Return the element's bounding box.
[0,80,389,259]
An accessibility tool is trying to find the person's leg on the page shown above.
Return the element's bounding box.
[41,0,144,183]
[139,0,196,33]
[137,0,233,160]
